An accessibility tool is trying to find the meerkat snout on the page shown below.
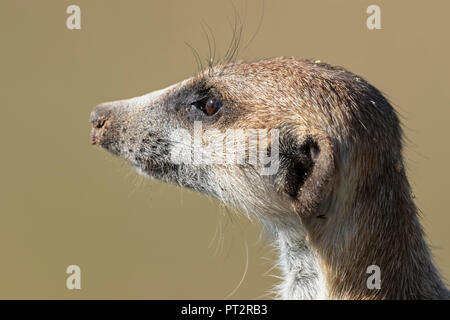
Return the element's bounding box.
[90,104,112,145]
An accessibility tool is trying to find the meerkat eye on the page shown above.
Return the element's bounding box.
[203,98,221,116]
[187,97,222,116]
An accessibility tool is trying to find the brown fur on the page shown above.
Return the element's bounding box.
[91,57,449,299]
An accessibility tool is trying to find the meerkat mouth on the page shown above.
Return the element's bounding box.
[131,156,177,179]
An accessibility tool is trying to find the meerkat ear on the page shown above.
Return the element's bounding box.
[279,130,335,218]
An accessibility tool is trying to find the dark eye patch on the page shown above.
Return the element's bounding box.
[186,85,223,118]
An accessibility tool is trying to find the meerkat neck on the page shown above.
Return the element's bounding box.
[275,228,327,299]
[307,166,449,299]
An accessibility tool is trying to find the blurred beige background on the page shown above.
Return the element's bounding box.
[0,0,449,299]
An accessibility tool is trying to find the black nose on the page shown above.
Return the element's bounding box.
[90,103,113,129]
[90,103,115,145]
[90,112,106,129]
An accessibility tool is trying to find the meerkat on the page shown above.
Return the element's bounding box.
[90,57,449,300]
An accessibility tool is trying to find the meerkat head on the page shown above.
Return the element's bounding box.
[90,57,401,231]
[91,56,450,300]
